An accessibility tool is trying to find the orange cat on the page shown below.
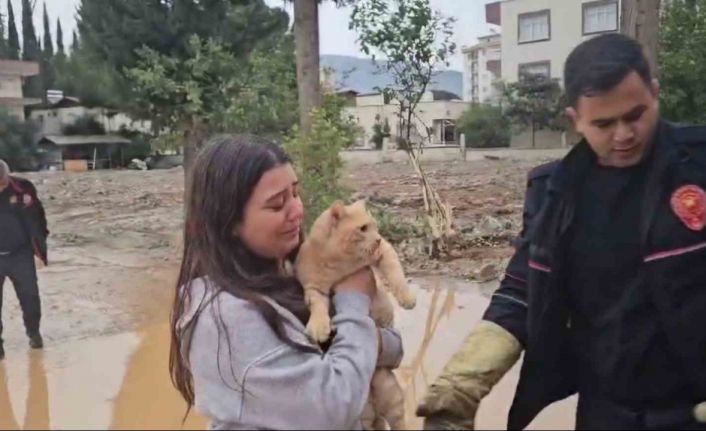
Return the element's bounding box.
[296,200,416,430]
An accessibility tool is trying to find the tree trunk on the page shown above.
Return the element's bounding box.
[182,118,208,200]
[621,0,661,77]
[294,0,321,134]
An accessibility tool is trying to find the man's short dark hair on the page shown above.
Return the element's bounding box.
[564,33,652,107]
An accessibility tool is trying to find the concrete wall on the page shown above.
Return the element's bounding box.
[0,75,23,98]
[509,127,582,149]
[501,0,621,84]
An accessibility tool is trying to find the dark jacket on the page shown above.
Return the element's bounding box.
[483,121,706,429]
[7,176,49,265]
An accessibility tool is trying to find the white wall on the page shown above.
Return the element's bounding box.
[345,96,470,148]
[501,0,620,84]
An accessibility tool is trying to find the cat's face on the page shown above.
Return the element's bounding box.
[328,200,382,260]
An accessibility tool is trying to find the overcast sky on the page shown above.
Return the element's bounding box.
[20,0,495,70]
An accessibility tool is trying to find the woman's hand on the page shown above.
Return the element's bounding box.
[334,267,376,299]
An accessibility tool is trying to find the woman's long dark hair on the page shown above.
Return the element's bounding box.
[169,135,312,408]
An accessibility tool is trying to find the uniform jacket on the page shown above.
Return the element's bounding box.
[483,121,706,429]
[7,176,49,265]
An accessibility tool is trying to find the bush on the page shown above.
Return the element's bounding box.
[284,108,350,230]
[458,105,511,148]
[321,93,362,149]
[371,118,391,150]
[0,110,39,171]
[117,128,153,165]
[370,205,424,244]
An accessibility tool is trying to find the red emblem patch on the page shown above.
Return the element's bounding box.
[671,185,706,231]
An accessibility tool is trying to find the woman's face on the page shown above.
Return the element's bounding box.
[236,163,304,260]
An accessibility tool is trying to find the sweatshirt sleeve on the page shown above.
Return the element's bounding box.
[238,291,378,430]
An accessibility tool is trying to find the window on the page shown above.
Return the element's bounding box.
[518,10,550,44]
[519,61,551,80]
[583,0,618,35]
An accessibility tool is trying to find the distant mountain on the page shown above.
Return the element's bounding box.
[321,55,463,97]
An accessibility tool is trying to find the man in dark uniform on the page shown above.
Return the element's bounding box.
[417,34,706,430]
[0,159,48,360]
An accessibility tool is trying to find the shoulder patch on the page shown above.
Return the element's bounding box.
[528,160,560,182]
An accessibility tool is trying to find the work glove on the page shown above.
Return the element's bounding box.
[695,402,706,423]
[417,320,522,430]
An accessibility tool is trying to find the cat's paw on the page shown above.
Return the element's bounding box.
[306,315,332,343]
[397,290,417,310]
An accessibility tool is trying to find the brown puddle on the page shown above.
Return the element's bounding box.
[0,327,205,430]
[0,277,575,429]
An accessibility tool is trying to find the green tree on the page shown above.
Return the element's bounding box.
[0,3,8,58]
[127,35,299,177]
[660,0,706,123]
[56,0,288,124]
[217,36,299,138]
[42,2,52,57]
[21,0,39,60]
[56,19,64,56]
[22,0,43,98]
[350,0,456,257]
[0,108,38,170]
[76,0,288,74]
[69,0,293,174]
[55,47,129,107]
[502,74,565,148]
[41,2,55,92]
[371,115,391,149]
[71,30,78,52]
[458,105,511,149]
[7,0,19,60]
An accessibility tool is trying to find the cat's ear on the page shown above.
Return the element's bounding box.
[330,200,346,222]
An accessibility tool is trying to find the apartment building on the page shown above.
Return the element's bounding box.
[462,33,502,104]
[496,0,621,83]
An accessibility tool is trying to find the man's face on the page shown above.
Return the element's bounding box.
[567,71,660,168]
[0,176,9,192]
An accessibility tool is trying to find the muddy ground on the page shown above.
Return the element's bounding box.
[0,151,576,429]
[3,151,564,349]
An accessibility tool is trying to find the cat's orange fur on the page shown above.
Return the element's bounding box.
[295,200,416,430]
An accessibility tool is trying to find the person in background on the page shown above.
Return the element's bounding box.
[418,34,706,430]
[0,159,48,361]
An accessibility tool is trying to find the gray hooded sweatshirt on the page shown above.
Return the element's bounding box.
[180,278,404,430]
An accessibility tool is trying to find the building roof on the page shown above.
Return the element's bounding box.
[430,90,462,101]
[462,33,502,53]
[0,60,39,77]
[40,135,132,147]
[0,97,42,107]
[30,96,83,110]
[335,88,360,96]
